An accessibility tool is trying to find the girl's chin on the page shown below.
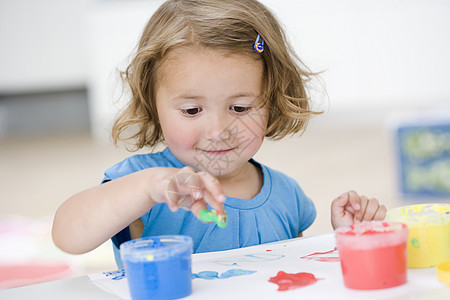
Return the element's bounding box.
[198,168,232,178]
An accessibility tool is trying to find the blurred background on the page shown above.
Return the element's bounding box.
[1,0,449,288]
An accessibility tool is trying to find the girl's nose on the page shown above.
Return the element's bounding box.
[205,115,232,141]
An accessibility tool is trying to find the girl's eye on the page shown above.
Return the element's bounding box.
[181,107,202,116]
[230,106,251,113]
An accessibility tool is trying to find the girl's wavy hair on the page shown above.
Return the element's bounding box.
[112,0,321,149]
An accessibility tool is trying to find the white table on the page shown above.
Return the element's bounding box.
[1,234,449,300]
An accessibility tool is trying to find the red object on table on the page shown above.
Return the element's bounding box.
[0,263,72,289]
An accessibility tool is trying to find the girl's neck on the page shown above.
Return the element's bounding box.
[218,161,263,200]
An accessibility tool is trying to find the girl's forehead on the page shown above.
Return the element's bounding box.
[154,45,265,103]
[163,46,259,66]
[157,46,263,83]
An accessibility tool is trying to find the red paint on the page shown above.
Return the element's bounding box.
[269,271,321,291]
[300,247,340,262]
[305,257,340,262]
[266,249,272,252]
[346,222,393,235]
[339,243,407,289]
[336,221,408,290]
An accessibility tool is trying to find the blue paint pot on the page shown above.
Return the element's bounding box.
[120,235,193,300]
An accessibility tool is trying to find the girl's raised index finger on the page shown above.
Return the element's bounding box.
[197,171,226,204]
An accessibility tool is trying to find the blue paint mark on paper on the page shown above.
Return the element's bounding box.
[192,271,219,280]
[219,269,256,279]
[105,267,257,281]
[192,269,256,280]
[104,269,126,280]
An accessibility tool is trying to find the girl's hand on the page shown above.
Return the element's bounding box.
[330,191,387,229]
[161,166,226,219]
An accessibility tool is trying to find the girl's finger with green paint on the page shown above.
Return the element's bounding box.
[189,190,226,227]
[196,171,226,215]
[189,198,209,220]
[199,209,227,228]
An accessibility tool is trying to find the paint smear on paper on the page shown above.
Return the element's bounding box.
[269,271,322,291]
[192,271,218,280]
[192,269,256,280]
[220,269,256,279]
[214,253,284,266]
[299,247,340,262]
[103,269,126,280]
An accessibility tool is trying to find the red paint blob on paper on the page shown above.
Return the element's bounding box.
[269,271,321,291]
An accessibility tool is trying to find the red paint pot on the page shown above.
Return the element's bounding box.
[335,221,408,290]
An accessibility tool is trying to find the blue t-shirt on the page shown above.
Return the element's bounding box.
[103,148,316,268]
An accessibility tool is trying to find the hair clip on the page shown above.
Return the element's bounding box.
[253,34,264,53]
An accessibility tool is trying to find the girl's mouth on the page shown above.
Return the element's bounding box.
[201,148,233,156]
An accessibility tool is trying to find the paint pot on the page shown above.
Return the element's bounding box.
[386,203,450,268]
[437,260,450,285]
[120,235,193,300]
[335,221,408,290]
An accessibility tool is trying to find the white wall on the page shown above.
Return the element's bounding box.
[86,0,165,141]
[268,0,450,111]
[1,0,449,139]
[0,0,93,93]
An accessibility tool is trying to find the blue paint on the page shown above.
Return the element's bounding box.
[103,269,126,280]
[219,269,256,279]
[120,235,193,300]
[192,271,219,280]
[192,269,256,280]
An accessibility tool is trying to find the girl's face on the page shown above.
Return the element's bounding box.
[155,47,268,179]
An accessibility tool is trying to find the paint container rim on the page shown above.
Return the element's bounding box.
[386,203,450,227]
[120,235,193,262]
[335,221,408,250]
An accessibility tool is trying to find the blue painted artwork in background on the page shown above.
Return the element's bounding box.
[396,123,450,198]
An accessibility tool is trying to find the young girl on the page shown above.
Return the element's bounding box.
[52,0,386,268]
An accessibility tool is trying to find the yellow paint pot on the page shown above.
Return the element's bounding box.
[437,260,450,285]
[386,203,450,268]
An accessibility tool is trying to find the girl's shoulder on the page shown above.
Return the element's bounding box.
[253,159,300,189]
[103,148,184,181]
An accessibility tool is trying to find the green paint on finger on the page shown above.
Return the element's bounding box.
[199,209,228,228]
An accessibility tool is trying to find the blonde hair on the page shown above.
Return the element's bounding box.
[113,0,321,149]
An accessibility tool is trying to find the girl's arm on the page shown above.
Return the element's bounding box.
[52,166,225,254]
[330,190,387,230]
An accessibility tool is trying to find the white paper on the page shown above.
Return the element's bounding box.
[89,234,447,300]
